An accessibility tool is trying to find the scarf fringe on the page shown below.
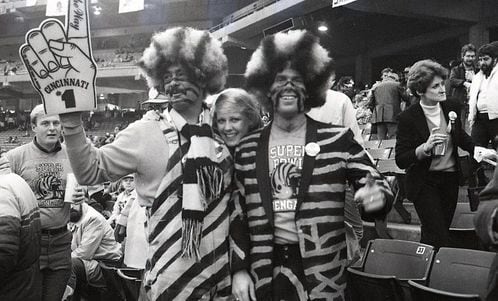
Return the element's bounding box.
[197,165,224,205]
[180,215,204,262]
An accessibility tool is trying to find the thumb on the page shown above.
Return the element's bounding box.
[49,40,93,71]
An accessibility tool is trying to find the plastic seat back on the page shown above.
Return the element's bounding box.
[429,248,496,299]
[363,239,434,281]
[347,267,405,301]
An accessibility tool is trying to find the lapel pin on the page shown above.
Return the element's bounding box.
[305,142,320,157]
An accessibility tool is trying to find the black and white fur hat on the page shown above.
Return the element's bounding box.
[138,27,228,95]
[245,29,335,110]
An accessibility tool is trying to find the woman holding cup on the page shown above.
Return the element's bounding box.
[395,59,475,248]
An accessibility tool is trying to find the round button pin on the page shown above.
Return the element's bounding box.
[305,142,320,157]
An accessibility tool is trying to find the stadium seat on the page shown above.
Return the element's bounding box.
[408,280,481,301]
[366,148,392,160]
[350,239,435,300]
[347,267,405,301]
[364,140,381,149]
[362,239,434,281]
[380,139,396,149]
[449,203,479,249]
[98,261,127,301]
[427,247,497,299]
[117,268,143,301]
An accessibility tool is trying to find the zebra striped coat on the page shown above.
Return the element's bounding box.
[231,117,393,301]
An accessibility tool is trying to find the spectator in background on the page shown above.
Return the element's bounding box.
[108,174,135,228]
[369,70,409,139]
[6,104,84,301]
[468,42,498,148]
[396,59,475,248]
[335,76,356,100]
[66,202,122,300]
[0,155,42,301]
[115,191,147,269]
[450,43,477,131]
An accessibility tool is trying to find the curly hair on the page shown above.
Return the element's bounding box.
[244,30,334,111]
[212,88,262,133]
[138,27,228,95]
[407,59,448,97]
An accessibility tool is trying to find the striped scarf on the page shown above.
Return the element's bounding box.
[166,109,224,261]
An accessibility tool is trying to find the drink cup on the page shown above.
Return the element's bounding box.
[64,173,78,203]
[432,136,447,157]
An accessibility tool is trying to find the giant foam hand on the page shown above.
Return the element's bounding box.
[20,0,96,115]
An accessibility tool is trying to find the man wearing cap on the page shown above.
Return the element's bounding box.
[230,30,393,301]
[59,27,233,300]
[6,104,83,301]
[108,174,135,228]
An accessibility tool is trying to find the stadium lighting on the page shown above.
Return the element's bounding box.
[318,25,328,32]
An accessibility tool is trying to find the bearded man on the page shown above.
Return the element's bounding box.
[59,27,233,300]
[230,30,393,301]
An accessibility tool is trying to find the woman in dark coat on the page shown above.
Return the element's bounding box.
[395,59,474,248]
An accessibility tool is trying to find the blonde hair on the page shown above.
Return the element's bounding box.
[212,88,262,132]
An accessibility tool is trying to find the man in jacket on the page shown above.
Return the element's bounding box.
[67,202,122,299]
[230,30,393,301]
[449,43,477,130]
[0,155,41,301]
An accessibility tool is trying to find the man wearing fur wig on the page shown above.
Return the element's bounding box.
[230,30,394,301]
[60,27,233,300]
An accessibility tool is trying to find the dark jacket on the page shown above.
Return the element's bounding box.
[231,117,393,300]
[449,63,475,105]
[370,80,408,123]
[395,100,474,200]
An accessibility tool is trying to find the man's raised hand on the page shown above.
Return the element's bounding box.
[20,0,96,115]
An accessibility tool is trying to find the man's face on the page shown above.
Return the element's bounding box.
[163,64,204,114]
[70,203,83,222]
[32,114,61,149]
[479,55,497,75]
[462,51,476,67]
[269,66,306,119]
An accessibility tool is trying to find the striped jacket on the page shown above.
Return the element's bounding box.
[231,117,393,301]
[144,122,234,301]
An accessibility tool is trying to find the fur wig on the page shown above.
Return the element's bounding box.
[138,27,228,94]
[245,30,335,110]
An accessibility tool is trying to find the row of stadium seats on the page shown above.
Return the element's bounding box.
[347,239,496,301]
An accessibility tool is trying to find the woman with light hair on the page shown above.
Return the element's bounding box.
[212,88,262,150]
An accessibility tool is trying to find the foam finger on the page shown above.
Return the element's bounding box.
[66,0,91,55]
[20,44,48,81]
[41,19,70,67]
[27,30,59,73]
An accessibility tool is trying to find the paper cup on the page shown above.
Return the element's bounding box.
[64,173,78,203]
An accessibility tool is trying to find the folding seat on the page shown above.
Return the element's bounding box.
[347,267,405,301]
[347,239,435,300]
[408,280,481,301]
[366,148,391,160]
[449,203,480,249]
[117,268,143,301]
[379,139,396,149]
[364,139,381,149]
[413,247,497,300]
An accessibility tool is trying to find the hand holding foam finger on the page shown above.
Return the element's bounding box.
[20,0,96,115]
